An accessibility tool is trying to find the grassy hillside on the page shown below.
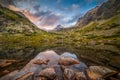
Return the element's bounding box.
[58,14,120,53]
[0,4,59,48]
[77,14,120,38]
[0,5,40,34]
[62,14,120,40]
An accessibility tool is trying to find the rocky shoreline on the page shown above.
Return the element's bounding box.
[0,50,120,80]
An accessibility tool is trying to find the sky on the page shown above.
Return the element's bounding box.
[0,0,107,30]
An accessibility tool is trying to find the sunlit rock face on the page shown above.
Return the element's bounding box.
[6,5,42,30]
[8,5,20,11]
[7,5,39,23]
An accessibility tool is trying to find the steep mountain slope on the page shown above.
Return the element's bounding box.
[77,0,120,27]
[76,6,99,27]
[61,14,120,39]
[0,5,40,34]
[77,14,120,38]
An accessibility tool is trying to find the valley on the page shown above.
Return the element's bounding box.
[0,0,120,80]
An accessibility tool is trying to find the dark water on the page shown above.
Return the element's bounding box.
[0,43,120,77]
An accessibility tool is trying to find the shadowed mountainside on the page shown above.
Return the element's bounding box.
[76,0,120,27]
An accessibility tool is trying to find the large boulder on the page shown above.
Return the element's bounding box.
[87,66,117,80]
[37,68,57,80]
[58,57,80,66]
[61,66,86,80]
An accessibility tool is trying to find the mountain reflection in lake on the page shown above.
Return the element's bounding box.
[0,49,119,80]
[10,50,87,80]
[0,44,120,78]
[0,48,87,77]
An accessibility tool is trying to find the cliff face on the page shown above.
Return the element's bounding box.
[77,0,120,27]
[76,6,99,27]
[97,0,120,19]
[0,5,39,34]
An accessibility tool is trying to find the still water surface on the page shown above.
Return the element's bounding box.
[0,43,120,77]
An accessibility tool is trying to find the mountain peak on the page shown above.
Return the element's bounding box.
[54,25,64,31]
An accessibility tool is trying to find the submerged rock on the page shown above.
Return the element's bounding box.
[54,66,64,80]
[63,68,75,80]
[66,63,88,72]
[58,57,80,66]
[87,66,117,80]
[36,77,47,80]
[1,70,10,75]
[0,63,12,68]
[37,68,57,80]
[0,59,17,68]
[16,72,34,80]
[0,70,19,80]
[74,72,86,80]
[1,50,120,80]
[87,69,103,80]
[61,66,86,80]
[33,59,49,65]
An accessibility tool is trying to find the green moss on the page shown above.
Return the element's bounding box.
[0,7,20,20]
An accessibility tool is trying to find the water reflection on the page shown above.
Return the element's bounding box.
[0,44,120,78]
[1,50,119,80]
[12,50,88,80]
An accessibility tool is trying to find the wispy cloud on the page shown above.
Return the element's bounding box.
[66,14,83,24]
[56,4,79,12]
[71,4,80,11]
[37,11,62,29]
[34,5,40,11]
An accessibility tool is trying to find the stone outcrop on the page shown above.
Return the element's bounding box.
[76,0,120,27]
[37,68,57,80]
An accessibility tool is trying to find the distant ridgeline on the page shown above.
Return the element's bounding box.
[0,4,40,34]
[76,0,120,27]
[0,0,120,34]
